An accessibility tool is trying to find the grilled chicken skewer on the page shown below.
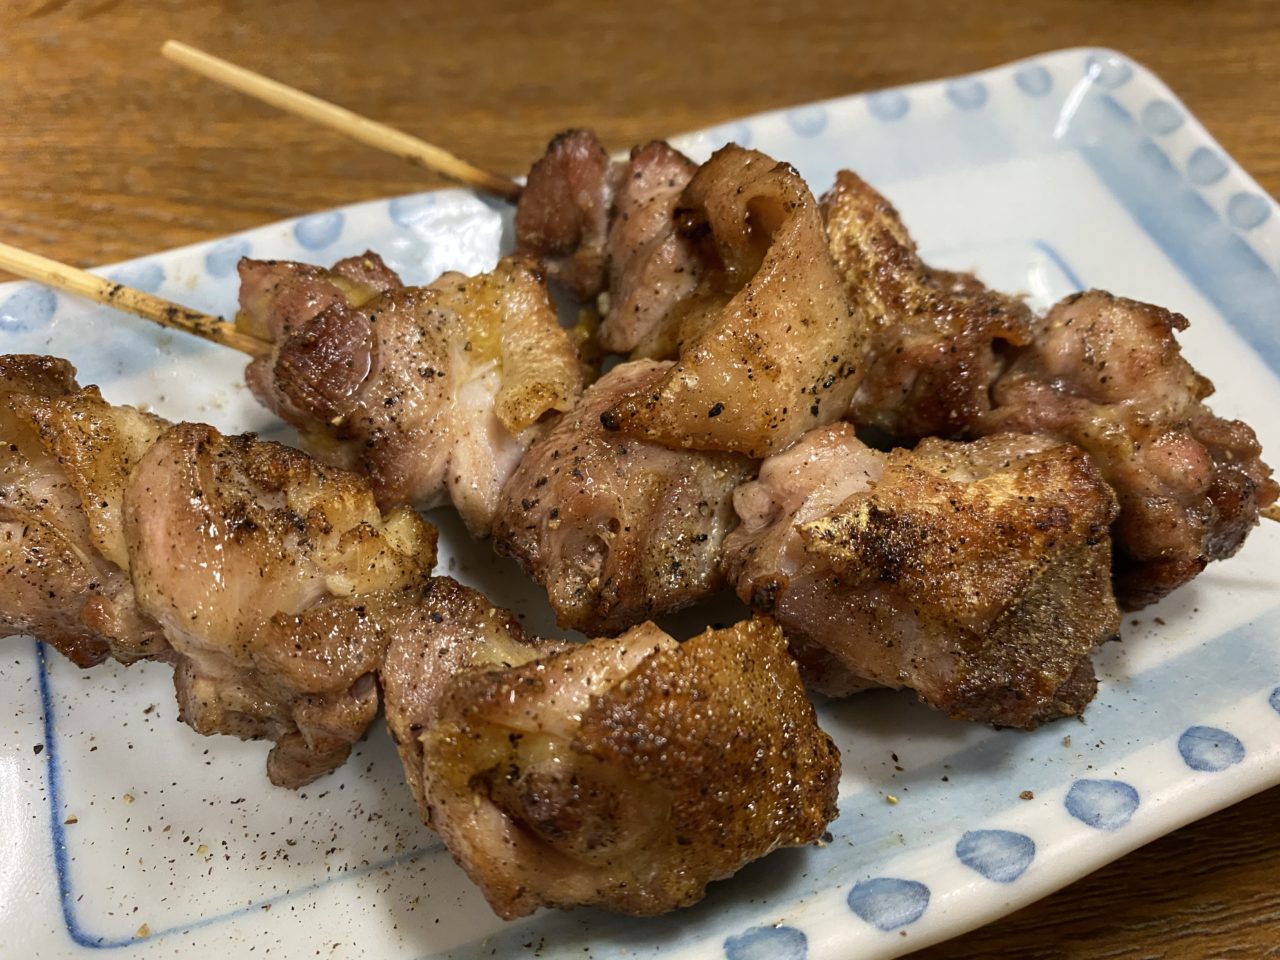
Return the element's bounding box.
[2,354,438,787]
[381,576,840,918]
[2,354,841,917]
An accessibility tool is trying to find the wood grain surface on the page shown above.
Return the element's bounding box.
[2,1,1277,957]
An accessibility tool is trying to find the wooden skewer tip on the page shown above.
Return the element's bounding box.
[0,241,270,358]
[161,40,521,202]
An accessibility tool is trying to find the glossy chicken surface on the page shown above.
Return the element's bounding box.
[493,359,752,635]
[1,356,168,666]
[978,290,1278,608]
[381,581,840,918]
[726,426,1121,727]
[822,170,1034,442]
[603,145,867,457]
[124,422,437,787]
[239,252,583,534]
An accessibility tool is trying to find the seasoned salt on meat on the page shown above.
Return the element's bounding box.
[604,145,866,458]
[821,170,1034,442]
[239,253,584,535]
[380,577,566,821]
[514,129,620,300]
[726,426,1121,727]
[978,290,1278,608]
[0,356,168,666]
[492,359,752,635]
[124,422,437,787]
[381,579,840,918]
[598,141,702,355]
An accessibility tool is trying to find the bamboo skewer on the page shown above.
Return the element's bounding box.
[161,40,522,203]
[0,241,269,358]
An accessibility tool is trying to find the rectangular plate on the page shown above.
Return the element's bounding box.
[2,46,1278,960]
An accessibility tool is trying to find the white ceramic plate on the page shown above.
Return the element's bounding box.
[2,47,1278,960]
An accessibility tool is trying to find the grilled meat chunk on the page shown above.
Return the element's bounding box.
[978,290,1278,608]
[493,359,752,635]
[604,145,866,457]
[515,129,621,300]
[1,356,168,666]
[598,141,702,355]
[381,577,565,821]
[124,422,437,787]
[821,171,1034,442]
[726,426,1121,727]
[239,254,583,535]
[381,584,840,918]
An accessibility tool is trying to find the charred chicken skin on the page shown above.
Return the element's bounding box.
[382,577,840,918]
[977,290,1278,608]
[726,425,1121,727]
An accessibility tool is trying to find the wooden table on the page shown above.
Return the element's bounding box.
[2,1,1277,956]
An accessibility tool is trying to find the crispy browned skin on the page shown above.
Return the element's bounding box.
[821,170,1034,442]
[239,253,583,535]
[599,141,702,355]
[390,593,839,918]
[1,356,168,666]
[727,426,1120,727]
[514,129,620,300]
[124,422,437,787]
[381,577,565,820]
[603,145,866,458]
[493,359,753,635]
[978,290,1278,608]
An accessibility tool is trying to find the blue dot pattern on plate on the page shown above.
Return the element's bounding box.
[1085,51,1133,89]
[294,211,346,250]
[1141,100,1184,135]
[723,925,807,960]
[1014,65,1053,97]
[1065,779,1140,831]
[786,105,828,138]
[955,829,1036,883]
[1270,687,1280,715]
[389,194,438,228]
[0,285,57,333]
[1178,725,1245,772]
[946,79,988,111]
[867,90,909,122]
[1186,147,1229,186]
[847,877,930,931]
[1227,193,1271,230]
[205,238,253,279]
[106,261,165,295]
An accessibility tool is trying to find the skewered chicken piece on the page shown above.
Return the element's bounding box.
[516,131,702,355]
[821,170,1035,442]
[492,359,752,635]
[1,355,169,666]
[519,134,868,457]
[237,251,584,535]
[600,144,867,457]
[1,355,438,786]
[382,577,840,918]
[977,290,1278,608]
[821,172,1277,609]
[725,424,1121,727]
